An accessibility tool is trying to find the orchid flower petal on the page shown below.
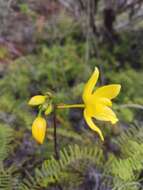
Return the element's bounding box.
[93,106,118,124]
[82,67,99,102]
[93,84,121,100]
[84,109,104,141]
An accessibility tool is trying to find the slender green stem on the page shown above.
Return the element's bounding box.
[57,104,85,109]
[53,105,59,160]
[119,104,143,110]
[38,107,42,116]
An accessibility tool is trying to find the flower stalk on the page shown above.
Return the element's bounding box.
[53,104,59,160]
[57,104,85,109]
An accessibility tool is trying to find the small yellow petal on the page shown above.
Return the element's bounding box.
[84,109,104,141]
[82,67,99,102]
[28,95,46,106]
[32,117,47,144]
[93,105,118,124]
[93,84,121,100]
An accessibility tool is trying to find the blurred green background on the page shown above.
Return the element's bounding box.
[0,1,143,190]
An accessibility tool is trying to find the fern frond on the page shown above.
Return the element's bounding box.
[106,125,143,182]
[112,180,142,190]
[0,164,19,190]
[108,142,143,181]
[20,144,103,189]
[0,123,13,161]
[116,125,143,146]
[0,124,19,190]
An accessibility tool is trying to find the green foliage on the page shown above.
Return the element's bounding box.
[0,165,19,190]
[105,125,143,190]
[19,4,30,14]
[113,30,143,69]
[107,68,143,104]
[19,125,143,190]
[0,124,13,161]
[105,68,143,122]
[0,42,88,99]
[0,42,89,131]
[0,37,142,127]
[0,46,8,59]
[47,127,83,141]
[118,108,134,123]
[0,124,19,190]
[20,144,103,189]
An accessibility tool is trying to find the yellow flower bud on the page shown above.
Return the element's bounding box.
[45,104,53,115]
[28,95,46,106]
[32,117,47,144]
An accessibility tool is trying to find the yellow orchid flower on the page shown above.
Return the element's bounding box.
[32,117,47,144]
[28,67,121,143]
[82,67,121,141]
[28,95,46,106]
[58,67,121,141]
